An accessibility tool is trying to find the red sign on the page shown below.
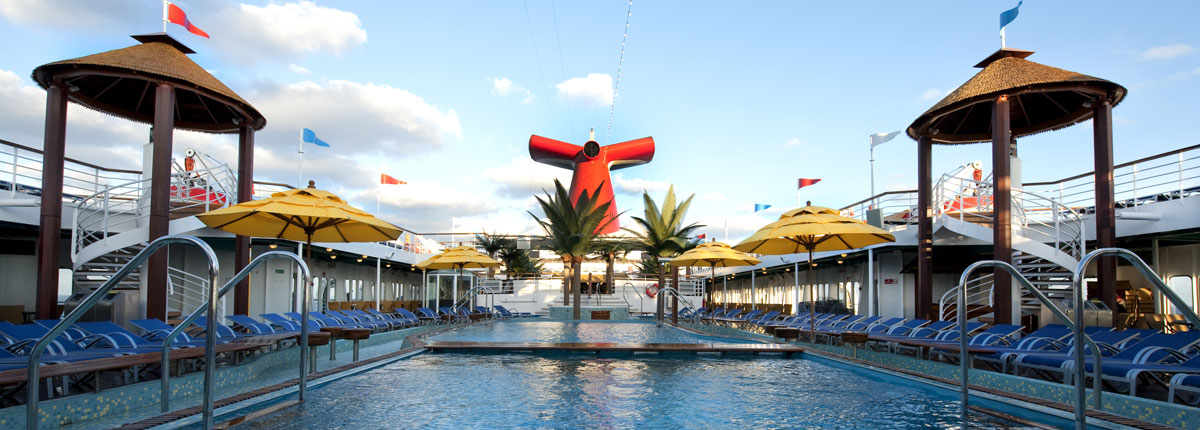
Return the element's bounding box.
[883,279,896,285]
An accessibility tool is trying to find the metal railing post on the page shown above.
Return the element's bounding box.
[1131,163,1139,208]
[159,251,308,420]
[10,149,16,198]
[25,235,218,430]
[957,260,1104,430]
[1179,153,1185,199]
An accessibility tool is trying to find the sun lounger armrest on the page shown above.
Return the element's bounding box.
[1133,346,1192,364]
[76,333,122,349]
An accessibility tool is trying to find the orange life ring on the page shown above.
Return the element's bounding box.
[645,283,658,299]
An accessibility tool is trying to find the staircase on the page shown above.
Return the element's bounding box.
[69,154,236,316]
[72,244,144,291]
[935,171,1084,323]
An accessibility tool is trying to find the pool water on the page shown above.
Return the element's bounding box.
[231,322,1056,429]
[427,320,763,344]
[239,354,1028,429]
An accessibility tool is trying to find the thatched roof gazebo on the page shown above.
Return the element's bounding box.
[30,33,267,319]
[906,48,1127,323]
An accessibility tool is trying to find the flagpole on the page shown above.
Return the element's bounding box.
[297,130,303,188]
[162,1,169,32]
[1001,27,1006,48]
[869,135,876,209]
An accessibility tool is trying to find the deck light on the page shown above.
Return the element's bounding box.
[386,263,391,268]
[840,253,847,257]
[268,244,277,249]
[326,248,333,252]
[837,260,844,264]
[356,258,363,263]
[362,255,368,259]
[330,255,337,259]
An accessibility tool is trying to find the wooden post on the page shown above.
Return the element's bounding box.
[916,134,933,320]
[147,82,175,321]
[35,84,68,319]
[992,95,1013,325]
[1093,98,1117,316]
[234,125,254,316]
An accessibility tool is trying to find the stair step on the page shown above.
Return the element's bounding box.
[1031,280,1073,286]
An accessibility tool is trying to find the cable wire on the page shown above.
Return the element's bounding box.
[549,0,577,143]
[604,0,633,145]
[523,0,564,139]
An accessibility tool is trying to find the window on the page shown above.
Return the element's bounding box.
[57,268,72,302]
[1167,276,1194,315]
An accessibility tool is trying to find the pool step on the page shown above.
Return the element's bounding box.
[423,341,803,357]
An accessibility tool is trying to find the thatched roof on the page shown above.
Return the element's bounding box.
[907,49,1126,144]
[31,34,265,133]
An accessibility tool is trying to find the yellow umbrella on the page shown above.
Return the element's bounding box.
[734,202,895,339]
[416,245,501,309]
[198,182,402,245]
[196,181,402,401]
[671,241,761,308]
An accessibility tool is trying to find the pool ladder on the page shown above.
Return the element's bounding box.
[955,248,1200,430]
[23,235,311,430]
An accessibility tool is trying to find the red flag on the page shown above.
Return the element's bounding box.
[797,178,821,189]
[166,2,210,39]
[696,233,707,239]
[381,174,406,185]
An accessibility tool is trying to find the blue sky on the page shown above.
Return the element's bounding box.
[1,1,1197,240]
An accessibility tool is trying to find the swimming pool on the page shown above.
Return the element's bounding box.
[221,321,1080,428]
[426,320,762,344]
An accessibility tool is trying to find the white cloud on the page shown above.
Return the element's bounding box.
[917,88,946,103]
[488,77,535,105]
[555,73,613,107]
[481,157,572,199]
[288,64,312,75]
[0,0,144,32]
[783,137,812,152]
[209,1,367,64]
[1142,43,1194,61]
[611,173,669,195]
[248,79,462,157]
[0,1,366,65]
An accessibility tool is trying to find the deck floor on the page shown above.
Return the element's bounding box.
[423,341,803,356]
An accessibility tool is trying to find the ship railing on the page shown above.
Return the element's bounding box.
[0,138,142,202]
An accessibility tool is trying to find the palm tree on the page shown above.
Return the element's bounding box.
[475,232,511,279]
[529,179,614,319]
[592,238,634,295]
[626,186,703,317]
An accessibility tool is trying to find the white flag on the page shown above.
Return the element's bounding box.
[870,131,901,148]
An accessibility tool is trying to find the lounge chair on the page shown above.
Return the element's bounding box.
[74,321,206,348]
[1013,330,1191,384]
[226,315,290,334]
[1168,373,1200,405]
[973,324,1074,373]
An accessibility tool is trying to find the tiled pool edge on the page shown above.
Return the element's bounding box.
[0,324,452,429]
[681,323,1197,429]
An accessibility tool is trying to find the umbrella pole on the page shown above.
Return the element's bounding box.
[809,248,815,342]
[299,235,312,401]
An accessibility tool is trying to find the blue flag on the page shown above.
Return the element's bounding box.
[999,1,1022,30]
[754,204,772,212]
[301,128,331,148]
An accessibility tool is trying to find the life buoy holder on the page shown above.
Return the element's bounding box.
[645,283,658,299]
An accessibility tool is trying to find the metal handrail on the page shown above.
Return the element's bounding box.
[159,250,309,426]
[957,260,1104,430]
[1072,249,1200,411]
[625,282,643,315]
[654,286,698,322]
[25,235,219,430]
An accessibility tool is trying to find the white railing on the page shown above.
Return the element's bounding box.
[168,266,222,321]
[939,273,994,322]
[72,162,238,258]
[931,174,1085,261]
[840,145,1200,231]
[1024,144,1200,211]
[0,139,143,202]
